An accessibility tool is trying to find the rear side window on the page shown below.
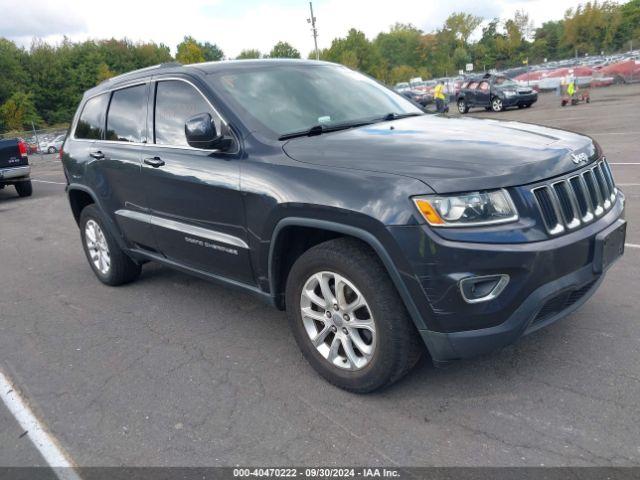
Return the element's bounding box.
[75,94,109,140]
[154,80,219,147]
[106,84,148,143]
[467,82,478,89]
[478,81,489,91]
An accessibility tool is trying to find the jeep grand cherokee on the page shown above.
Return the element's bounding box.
[61,60,626,392]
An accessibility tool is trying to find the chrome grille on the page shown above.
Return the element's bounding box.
[532,159,617,236]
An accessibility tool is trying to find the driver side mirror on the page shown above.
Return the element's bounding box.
[185,113,226,150]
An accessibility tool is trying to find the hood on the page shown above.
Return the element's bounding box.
[282,115,598,193]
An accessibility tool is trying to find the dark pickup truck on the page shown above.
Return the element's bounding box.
[0,138,32,197]
[457,73,537,113]
[62,60,624,392]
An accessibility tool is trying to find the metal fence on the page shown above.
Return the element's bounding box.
[0,125,69,157]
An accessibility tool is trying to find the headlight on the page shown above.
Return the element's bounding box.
[503,90,517,97]
[413,189,518,227]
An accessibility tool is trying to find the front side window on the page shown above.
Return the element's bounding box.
[209,64,422,138]
[154,80,219,147]
[106,84,148,143]
[75,94,109,140]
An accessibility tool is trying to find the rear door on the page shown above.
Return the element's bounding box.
[475,80,491,107]
[140,77,254,285]
[95,82,155,249]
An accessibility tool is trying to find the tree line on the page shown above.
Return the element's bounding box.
[0,0,638,134]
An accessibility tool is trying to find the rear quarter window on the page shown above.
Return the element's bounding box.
[75,94,109,140]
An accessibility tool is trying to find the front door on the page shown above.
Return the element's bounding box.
[141,77,254,285]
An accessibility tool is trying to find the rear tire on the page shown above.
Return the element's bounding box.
[15,180,32,197]
[285,238,423,393]
[79,204,141,286]
[47,147,56,154]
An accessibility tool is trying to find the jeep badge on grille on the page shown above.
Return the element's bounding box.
[571,152,589,164]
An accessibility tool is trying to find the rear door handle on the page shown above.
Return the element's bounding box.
[89,150,104,160]
[144,157,165,168]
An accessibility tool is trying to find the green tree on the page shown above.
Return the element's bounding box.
[176,36,205,64]
[201,41,224,61]
[388,65,418,84]
[320,29,380,75]
[562,1,623,55]
[0,91,42,131]
[444,12,483,46]
[236,49,262,59]
[269,41,301,58]
[373,23,422,70]
[533,20,566,60]
[0,39,28,106]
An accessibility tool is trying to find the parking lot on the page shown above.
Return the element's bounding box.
[1,84,639,471]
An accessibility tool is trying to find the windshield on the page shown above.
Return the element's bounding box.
[209,64,422,138]
[494,77,519,88]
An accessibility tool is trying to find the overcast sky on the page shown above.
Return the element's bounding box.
[0,0,625,57]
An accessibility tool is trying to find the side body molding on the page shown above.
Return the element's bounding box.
[115,209,249,249]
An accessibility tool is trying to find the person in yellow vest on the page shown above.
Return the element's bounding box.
[567,77,576,98]
[434,80,446,113]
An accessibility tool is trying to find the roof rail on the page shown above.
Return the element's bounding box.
[99,62,182,85]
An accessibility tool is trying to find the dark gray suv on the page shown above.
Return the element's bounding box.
[62,60,625,392]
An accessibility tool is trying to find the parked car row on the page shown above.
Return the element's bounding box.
[513,56,640,90]
[391,51,639,111]
[11,133,67,155]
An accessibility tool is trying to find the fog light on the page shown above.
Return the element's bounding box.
[459,274,509,304]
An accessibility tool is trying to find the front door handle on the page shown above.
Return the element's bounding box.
[144,157,165,168]
[89,150,104,160]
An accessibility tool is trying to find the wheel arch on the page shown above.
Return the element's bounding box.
[68,185,97,225]
[67,184,129,251]
[267,217,426,332]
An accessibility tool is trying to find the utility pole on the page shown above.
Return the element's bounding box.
[307,2,319,60]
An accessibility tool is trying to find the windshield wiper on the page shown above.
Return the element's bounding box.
[278,120,374,141]
[378,112,424,122]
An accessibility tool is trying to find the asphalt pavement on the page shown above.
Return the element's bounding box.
[0,84,639,470]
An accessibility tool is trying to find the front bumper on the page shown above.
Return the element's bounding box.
[387,191,625,362]
[0,165,31,182]
[503,93,537,107]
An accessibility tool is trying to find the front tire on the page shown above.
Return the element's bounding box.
[47,147,56,154]
[457,99,469,114]
[285,238,423,393]
[15,180,33,197]
[79,204,141,286]
[491,97,504,112]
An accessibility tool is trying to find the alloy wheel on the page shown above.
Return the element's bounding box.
[300,271,376,371]
[85,219,111,275]
[492,98,503,111]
